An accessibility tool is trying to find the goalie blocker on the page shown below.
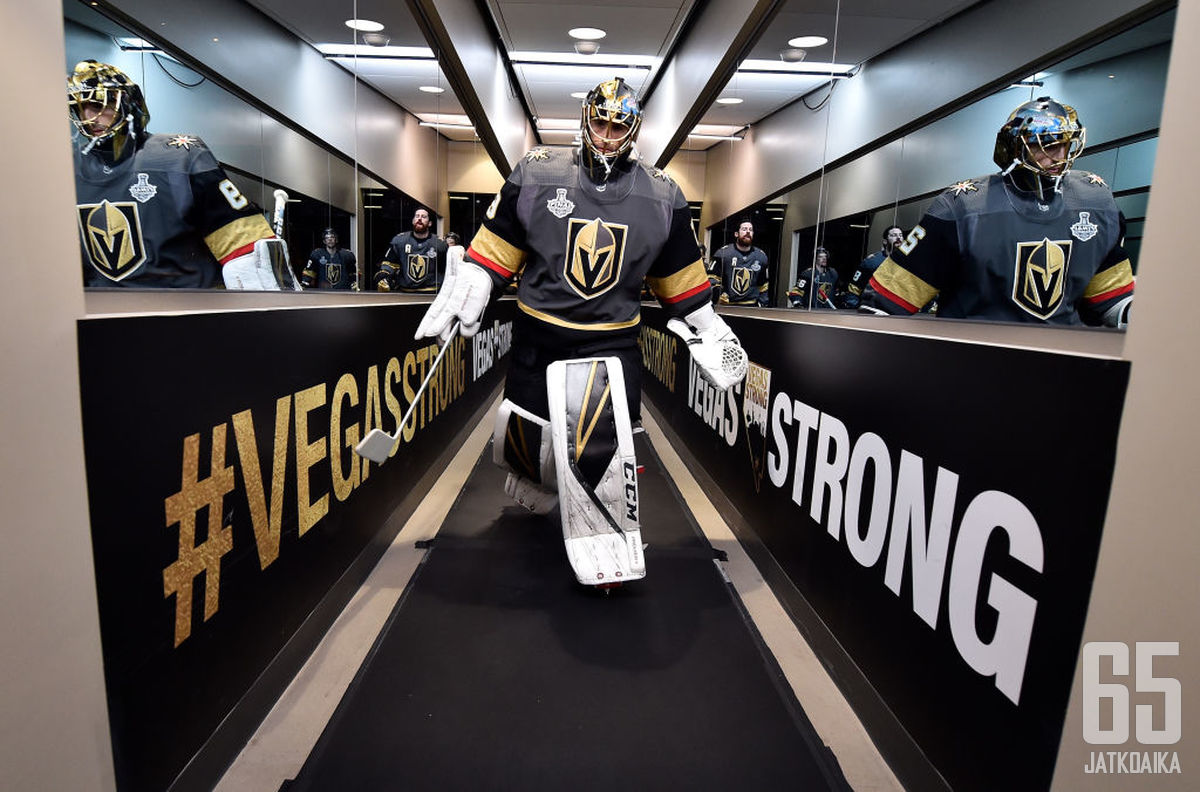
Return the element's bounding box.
[495,358,644,586]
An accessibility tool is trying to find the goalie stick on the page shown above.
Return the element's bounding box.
[354,322,461,464]
[272,189,288,237]
[270,189,303,290]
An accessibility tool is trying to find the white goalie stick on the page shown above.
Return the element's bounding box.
[270,189,303,290]
[272,189,288,237]
[354,322,461,464]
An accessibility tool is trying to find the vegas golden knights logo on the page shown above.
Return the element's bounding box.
[732,267,751,297]
[565,217,628,299]
[1013,237,1072,319]
[407,253,428,283]
[77,199,147,281]
[324,262,343,286]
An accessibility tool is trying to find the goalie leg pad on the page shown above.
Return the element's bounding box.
[494,399,558,514]
[546,357,645,585]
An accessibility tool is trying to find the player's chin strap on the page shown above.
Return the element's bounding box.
[666,303,749,391]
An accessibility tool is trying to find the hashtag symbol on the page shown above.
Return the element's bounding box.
[163,424,235,647]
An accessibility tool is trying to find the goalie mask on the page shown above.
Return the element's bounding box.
[68,60,150,161]
[993,96,1085,200]
[579,78,643,183]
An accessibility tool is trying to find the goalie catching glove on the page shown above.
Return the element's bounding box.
[222,238,301,291]
[414,245,494,346]
[666,303,749,391]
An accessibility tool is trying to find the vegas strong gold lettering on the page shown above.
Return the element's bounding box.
[330,373,361,501]
[294,383,329,535]
[231,396,291,569]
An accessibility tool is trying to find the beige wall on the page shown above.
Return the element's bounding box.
[1052,0,1199,787]
[447,141,505,195]
[1,2,115,790]
[663,149,708,207]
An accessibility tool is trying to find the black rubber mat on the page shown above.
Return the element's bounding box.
[286,432,849,791]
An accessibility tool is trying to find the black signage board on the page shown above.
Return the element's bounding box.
[638,308,1129,792]
[77,301,514,792]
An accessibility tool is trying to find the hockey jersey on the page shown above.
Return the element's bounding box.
[868,172,1134,325]
[788,265,840,309]
[380,232,448,292]
[465,146,712,345]
[306,247,358,290]
[844,249,887,308]
[711,243,770,306]
[73,134,274,288]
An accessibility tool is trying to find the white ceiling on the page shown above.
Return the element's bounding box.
[223,0,982,149]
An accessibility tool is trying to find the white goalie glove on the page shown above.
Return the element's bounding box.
[222,238,296,291]
[414,246,493,346]
[666,303,749,391]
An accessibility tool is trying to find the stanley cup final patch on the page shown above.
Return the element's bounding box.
[129,173,157,203]
[1070,212,1099,242]
[1012,237,1072,319]
[564,217,628,299]
[546,188,575,219]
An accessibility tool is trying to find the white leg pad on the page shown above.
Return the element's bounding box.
[546,357,644,585]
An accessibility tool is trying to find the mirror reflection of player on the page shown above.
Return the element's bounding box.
[788,248,840,309]
[711,221,770,306]
[68,60,290,289]
[863,97,1134,326]
[843,226,903,309]
[303,228,358,290]
[375,208,448,292]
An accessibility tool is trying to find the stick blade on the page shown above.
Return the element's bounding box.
[355,428,397,464]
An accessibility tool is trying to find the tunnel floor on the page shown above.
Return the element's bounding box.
[283,431,849,791]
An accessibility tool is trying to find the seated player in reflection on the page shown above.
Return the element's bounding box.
[788,247,840,309]
[68,60,290,289]
[303,228,358,290]
[375,208,448,292]
[863,97,1134,326]
[412,78,746,585]
[843,225,903,309]
[712,220,770,306]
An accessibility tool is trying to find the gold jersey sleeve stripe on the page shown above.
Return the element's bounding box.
[646,260,709,302]
[1082,259,1135,302]
[518,301,641,331]
[469,226,526,275]
[205,215,275,262]
[871,259,938,312]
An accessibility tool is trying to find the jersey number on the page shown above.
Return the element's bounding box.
[898,225,925,255]
[219,179,249,210]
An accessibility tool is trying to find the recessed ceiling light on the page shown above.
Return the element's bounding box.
[788,35,828,48]
[570,91,588,99]
[419,85,445,93]
[574,41,600,55]
[568,27,606,40]
[716,97,743,105]
[345,19,385,32]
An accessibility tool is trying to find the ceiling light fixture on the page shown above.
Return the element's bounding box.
[510,51,657,68]
[361,32,390,47]
[568,27,606,41]
[570,91,588,99]
[419,121,475,131]
[345,19,385,32]
[737,59,855,76]
[418,85,446,93]
[779,47,807,63]
[716,97,743,105]
[788,35,828,48]
[574,40,600,55]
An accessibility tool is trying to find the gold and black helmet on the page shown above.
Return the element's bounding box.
[68,60,150,160]
[579,78,643,177]
[993,96,1085,189]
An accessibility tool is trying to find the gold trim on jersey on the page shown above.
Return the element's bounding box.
[872,259,937,310]
[204,215,274,261]
[1013,238,1071,319]
[471,226,525,275]
[518,300,640,331]
[646,259,707,299]
[1083,259,1134,300]
[77,199,147,281]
